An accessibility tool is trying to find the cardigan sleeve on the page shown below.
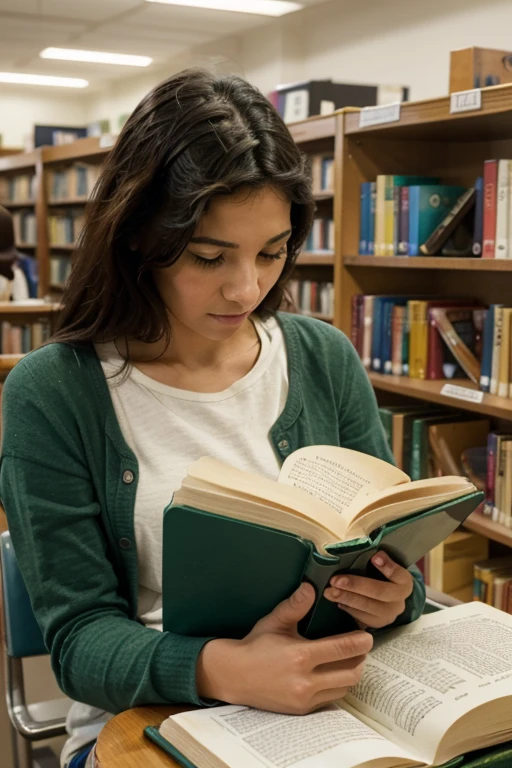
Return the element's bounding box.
[0,355,215,714]
[336,335,426,628]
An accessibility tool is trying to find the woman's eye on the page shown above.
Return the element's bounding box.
[260,245,287,260]
[191,253,224,269]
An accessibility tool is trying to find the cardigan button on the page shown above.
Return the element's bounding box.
[119,538,132,550]
[122,470,135,484]
[278,439,289,452]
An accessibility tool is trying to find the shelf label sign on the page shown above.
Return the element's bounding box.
[441,383,484,404]
[359,102,401,128]
[450,89,482,114]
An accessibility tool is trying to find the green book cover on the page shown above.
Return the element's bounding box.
[409,185,467,256]
[162,492,483,641]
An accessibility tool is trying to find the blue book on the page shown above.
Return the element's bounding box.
[472,176,484,256]
[480,305,494,393]
[381,298,408,374]
[371,295,405,372]
[368,181,376,255]
[408,185,467,256]
[359,182,372,254]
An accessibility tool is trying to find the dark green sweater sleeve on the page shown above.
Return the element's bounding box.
[336,336,426,627]
[0,357,214,714]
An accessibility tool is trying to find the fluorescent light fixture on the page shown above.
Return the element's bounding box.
[0,72,88,88]
[40,48,152,68]
[145,0,303,16]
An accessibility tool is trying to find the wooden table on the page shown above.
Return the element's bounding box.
[96,706,195,767]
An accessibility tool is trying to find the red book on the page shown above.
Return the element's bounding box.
[426,300,478,379]
[482,159,498,259]
[351,294,361,352]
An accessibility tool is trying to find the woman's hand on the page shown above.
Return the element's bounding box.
[324,551,414,630]
[196,582,373,715]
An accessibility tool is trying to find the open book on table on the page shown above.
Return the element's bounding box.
[147,602,512,768]
[163,445,483,639]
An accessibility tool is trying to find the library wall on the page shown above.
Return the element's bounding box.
[0,88,87,148]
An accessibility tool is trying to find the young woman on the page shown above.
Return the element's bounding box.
[0,69,425,766]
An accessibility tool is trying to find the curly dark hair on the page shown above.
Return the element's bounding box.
[51,67,315,351]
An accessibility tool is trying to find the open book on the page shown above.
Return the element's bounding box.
[147,602,512,768]
[163,445,483,640]
[172,445,477,555]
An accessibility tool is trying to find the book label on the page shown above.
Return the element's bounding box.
[450,89,482,114]
[359,102,401,128]
[441,383,484,404]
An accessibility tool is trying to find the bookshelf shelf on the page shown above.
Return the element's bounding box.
[0,200,35,208]
[0,354,24,374]
[464,513,512,549]
[368,373,512,421]
[288,115,337,143]
[297,252,335,265]
[344,256,512,271]
[42,137,109,165]
[50,244,75,251]
[344,82,512,141]
[16,243,36,249]
[0,302,59,315]
[0,150,39,173]
[48,197,89,206]
[313,191,334,201]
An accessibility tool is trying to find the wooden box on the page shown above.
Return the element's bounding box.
[450,47,512,93]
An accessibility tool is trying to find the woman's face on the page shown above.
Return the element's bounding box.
[153,185,292,341]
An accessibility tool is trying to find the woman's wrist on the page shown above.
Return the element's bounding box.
[196,638,243,703]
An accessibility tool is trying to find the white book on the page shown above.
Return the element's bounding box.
[494,159,511,258]
[490,305,503,396]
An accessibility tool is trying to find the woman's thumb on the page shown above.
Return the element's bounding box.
[264,582,316,633]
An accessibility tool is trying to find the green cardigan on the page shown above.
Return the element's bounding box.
[0,313,425,714]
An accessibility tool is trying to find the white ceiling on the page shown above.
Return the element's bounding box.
[0,0,326,89]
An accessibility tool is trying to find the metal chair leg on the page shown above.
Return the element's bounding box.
[13,727,33,768]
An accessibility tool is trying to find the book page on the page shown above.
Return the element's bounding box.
[278,446,409,518]
[163,704,423,768]
[343,602,512,765]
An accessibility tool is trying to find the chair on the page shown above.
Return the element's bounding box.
[0,531,69,768]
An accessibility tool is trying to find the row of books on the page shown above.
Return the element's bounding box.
[352,295,486,382]
[480,305,512,397]
[304,217,334,252]
[50,255,72,288]
[473,556,512,611]
[359,160,512,258]
[288,280,334,317]
[48,209,85,246]
[484,432,512,526]
[310,153,334,195]
[0,174,36,205]
[12,210,37,246]
[47,162,100,201]
[0,321,50,354]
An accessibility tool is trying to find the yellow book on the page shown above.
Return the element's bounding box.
[408,300,428,379]
[384,176,395,257]
[498,307,512,397]
[490,305,504,395]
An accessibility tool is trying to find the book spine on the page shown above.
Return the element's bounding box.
[410,419,424,481]
[472,176,484,256]
[398,186,409,255]
[351,294,361,351]
[408,186,420,256]
[374,176,386,256]
[384,177,395,257]
[480,305,494,392]
[493,436,505,523]
[359,183,369,255]
[361,295,374,370]
[427,308,443,379]
[490,305,503,395]
[371,298,383,371]
[368,182,376,255]
[382,301,395,373]
[498,308,512,398]
[401,308,410,375]
[483,159,498,259]
[408,301,428,379]
[495,159,510,259]
[485,432,497,517]
[391,305,404,376]
[392,186,401,256]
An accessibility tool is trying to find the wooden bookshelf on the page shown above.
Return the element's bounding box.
[344,256,512,272]
[48,197,89,206]
[0,200,35,208]
[297,252,334,265]
[464,512,512,549]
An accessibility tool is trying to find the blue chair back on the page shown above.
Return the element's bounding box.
[0,531,47,658]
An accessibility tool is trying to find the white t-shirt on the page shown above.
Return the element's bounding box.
[95,315,289,630]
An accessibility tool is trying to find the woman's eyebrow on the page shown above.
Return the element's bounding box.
[189,229,292,250]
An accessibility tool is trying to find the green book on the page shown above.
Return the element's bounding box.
[162,445,482,640]
[408,185,467,256]
[146,601,512,768]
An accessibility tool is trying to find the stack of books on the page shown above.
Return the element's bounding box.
[48,208,85,246]
[47,162,101,201]
[304,217,334,252]
[288,280,334,317]
[12,210,37,246]
[0,173,36,204]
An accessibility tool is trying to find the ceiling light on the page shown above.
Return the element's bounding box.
[0,72,88,88]
[145,0,303,17]
[40,48,152,68]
